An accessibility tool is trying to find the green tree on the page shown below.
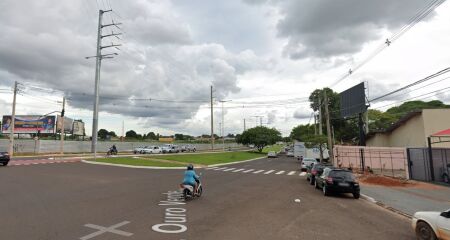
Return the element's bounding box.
[236,126,282,152]
[174,133,184,140]
[108,131,117,137]
[290,124,315,141]
[98,129,109,140]
[146,132,157,140]
[303,134,328,162]
[126,130,138,138]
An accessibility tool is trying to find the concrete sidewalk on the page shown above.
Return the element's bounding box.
[361,183,450,217]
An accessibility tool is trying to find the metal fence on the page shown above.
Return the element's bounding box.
[408,148,450,184]
[334,145,409,179]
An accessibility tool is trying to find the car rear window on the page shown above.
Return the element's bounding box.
[329,171,354,180]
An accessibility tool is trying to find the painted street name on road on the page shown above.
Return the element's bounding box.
[152,190,188,234]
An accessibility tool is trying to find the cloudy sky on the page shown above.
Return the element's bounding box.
[1,0,450,137]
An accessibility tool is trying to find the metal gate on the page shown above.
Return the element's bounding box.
[407,148,450,184]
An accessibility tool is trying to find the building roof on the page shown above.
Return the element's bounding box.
[431,128,450,137]
[366,110,422,139]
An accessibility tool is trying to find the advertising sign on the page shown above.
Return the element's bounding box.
[56,115,74,133]
[72,121,85,136]
[2,115,56,134]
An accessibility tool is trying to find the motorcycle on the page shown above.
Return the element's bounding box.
[107,148,118,156]
[180,175,203,200]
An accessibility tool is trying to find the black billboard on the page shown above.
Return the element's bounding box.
[340,82,367,118]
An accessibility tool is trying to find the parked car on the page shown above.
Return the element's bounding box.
[306,162,333,185]
[162,145,180,153]
[180,144,197,152]
[0,151,10,166]
[301,158,319,170]
[315,168,360,199]
[267,151,277,158]
[286,151,294,157]
[142,146,162,154]
[133,146,146,154]
[412,208,450,240]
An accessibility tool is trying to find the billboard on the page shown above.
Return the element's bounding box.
[340,82,367,118]
[56,115,74,133]
[2,115,56,134]
[72,121,85,136]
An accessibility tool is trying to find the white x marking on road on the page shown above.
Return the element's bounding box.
[80,221,133,240]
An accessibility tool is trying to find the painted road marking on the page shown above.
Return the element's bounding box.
[214,167,228,171]
[299,172,307,176]
[288,171,296,176]
[253,170,265,174]
[80,221,133,240]
[264,170,275,174]
[242,169,254,173]
[223,168,236,172]
[232,168,245,172]
[207,166,219,170]
[275,171,285,175]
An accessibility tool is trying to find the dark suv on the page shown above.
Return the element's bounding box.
[306,163,333,185]
[315,168,360,199]
[0,151,10,166]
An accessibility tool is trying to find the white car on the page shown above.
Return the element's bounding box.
[412,209,450,240]
[267,151,277,158]
[133,146,147,154]
[286,151,294,157]
[142,146,162,154]
[301,158,319,170]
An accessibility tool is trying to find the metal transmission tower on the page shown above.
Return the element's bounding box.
[86,9,122,156]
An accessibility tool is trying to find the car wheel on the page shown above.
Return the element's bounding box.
[310,177,315,185]
[306,176,309,181]
[353,192,360,199]
[315,180,319,189]
[323,185,329,196]
[416,221,437,240]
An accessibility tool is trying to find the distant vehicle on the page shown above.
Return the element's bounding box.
[0,151,10,166]
[107,147,118,156]
[267,151,277,158]
[134,146,147,154]
[162,145,180,153]
[286,151,294,157]
[181,145,196,152]
[306,162,333,185]
[294,141,306,159]
[301,158,319,170]
[142,146,162,154]
[315,168,360,199]
[412,209,450,240]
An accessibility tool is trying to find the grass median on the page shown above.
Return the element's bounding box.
[86,151,266,167]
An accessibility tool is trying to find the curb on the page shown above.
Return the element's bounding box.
[360,193,412,219]
[81,160,187,169]
[208,156,267,167]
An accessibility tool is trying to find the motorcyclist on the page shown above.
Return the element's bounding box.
[182,164,200,195]
[111,144,117,153]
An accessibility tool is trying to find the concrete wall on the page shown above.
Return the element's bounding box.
[0,139,240,154]
[387,113,426,147]
[422,109,450,148]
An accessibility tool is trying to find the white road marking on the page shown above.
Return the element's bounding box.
[288,171,296,176]
[32,163,39,165]
[264,170,275,174]
[294,199,301,203]
[207,166,219,170]
[232,168,245,172]
[275,171,285,175]
[223,168,236,172]
[299,172,307,176]
[242,169,255,173]
[80,221,133,240]
[253,170,265,174]
[214,167,228,171]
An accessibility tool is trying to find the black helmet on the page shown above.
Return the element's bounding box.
[187,164,194,170]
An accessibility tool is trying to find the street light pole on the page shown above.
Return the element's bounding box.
[219,100,231,151]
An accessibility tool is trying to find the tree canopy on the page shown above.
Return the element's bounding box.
[236,126,282,152]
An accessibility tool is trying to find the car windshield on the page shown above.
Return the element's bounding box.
[330,171,355,180]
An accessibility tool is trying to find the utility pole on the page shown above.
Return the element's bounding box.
[8,81,18,156]
[210,85,214,150]
[260,116,263,127]
[324,91,334,164]
[87,9,122,157]
[243,118,246,132]
[318,96,323,135]
[219,100,231,151]
[314,114,317,135]
[60,97,65,154]
[122,120,124,141]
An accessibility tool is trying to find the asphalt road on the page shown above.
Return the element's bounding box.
[0,155,415,240]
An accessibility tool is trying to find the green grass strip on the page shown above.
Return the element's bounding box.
[89,157,187,167]
[149,151,265,165]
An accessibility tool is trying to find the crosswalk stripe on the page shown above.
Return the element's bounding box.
[253,170,265,174]
[299,172,307,176]
[233,169,245,172]
[223,168,236,172]
[214,167,228,171]
[275,171,285,175]
[207,166,219,170]
[264,170,275,174]
[242,169,254,173]
[288,171,296,175]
